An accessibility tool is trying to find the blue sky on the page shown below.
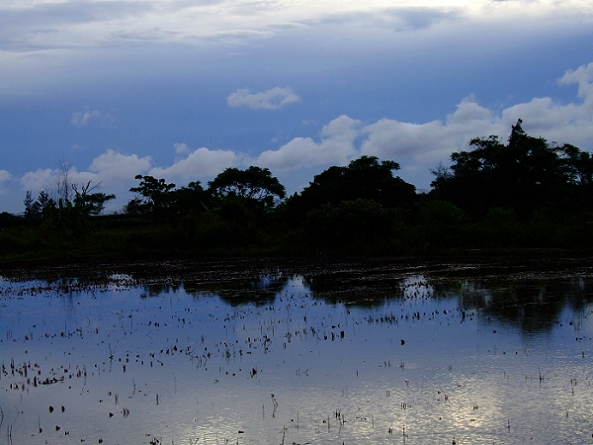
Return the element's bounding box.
[1,0,593,214]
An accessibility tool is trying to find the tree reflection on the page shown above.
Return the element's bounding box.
[302,273,407,307]
[140,282,180,298]
[302,269,593,334]
[183,275,289,306]
[6,260,593,335]
[432,277,593,334]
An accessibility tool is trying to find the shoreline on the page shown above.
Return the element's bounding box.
[2,250,591,283]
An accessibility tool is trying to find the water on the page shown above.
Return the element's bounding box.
[1,262,593,444]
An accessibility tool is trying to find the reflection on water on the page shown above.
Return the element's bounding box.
[1,265,593,444]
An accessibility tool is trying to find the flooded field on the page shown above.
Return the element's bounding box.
[1,259,593,444]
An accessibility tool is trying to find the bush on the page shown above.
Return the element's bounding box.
[422,200,471,248]
[477,207,520,247]
[304,199,392,248]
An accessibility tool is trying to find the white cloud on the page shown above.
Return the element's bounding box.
[559,61,593,100]
[254,62,593,184]
[254,115,360,170]
[89,149,152,183]
[20,167,99,194]
[499,66,593,148]
[20,168,57,192]
[149,146,239,180]
[255,137,320,171]
[174,143,190,156]
[18,151,150,213]
[68,169,99,186]
[361,64,593,165]
[3,0,591,54]
[0,170,12,195]
[9,61,593,213]
[227,87,301,110]
[361,98,499,163]
[71,109,113,127]
[0,170,11,184]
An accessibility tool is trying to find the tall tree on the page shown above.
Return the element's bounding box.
[23,191,56,219]
[285,155,416,225]
[72,181,115,216]
[208,166,285,209]
[130,175,176,217]
[430,120,576,218]
[171,181,208,216]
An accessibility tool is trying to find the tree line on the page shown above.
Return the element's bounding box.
[4,119,593,259]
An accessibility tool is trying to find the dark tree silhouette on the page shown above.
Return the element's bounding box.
[130,175,176,217]
[72,181,115,216]
[430,119,587,219]
[171,181,208,216]
[208,166,285,209]
[304,198,393,248]
[284,155,416,226]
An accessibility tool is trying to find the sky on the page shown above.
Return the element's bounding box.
[1,0,593,214]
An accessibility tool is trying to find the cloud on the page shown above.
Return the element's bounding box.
[89,149,152,183]
[18,146,235,205]
[360,63,593,165]
[498,66,593,148]
[255,103,497,172]
[1,0,591,57]
[71,109,113,127]
[559,61,593,102]
[227,87,301,110]
[174,143,190,156]
[20,167,98,194]
[0,170,12,194]
[0,170,11,184]
[9,61,593,214]
[313,7,461,32]
[149,146,239,180]
[20,168,57,192]
[254,115,361,170]
[254,62,593,179]
[361,98,499,163]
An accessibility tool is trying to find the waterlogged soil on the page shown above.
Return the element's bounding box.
[1,258,593,444]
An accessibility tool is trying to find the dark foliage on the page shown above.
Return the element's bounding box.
[129,175,177,219]
[208,166,286,209]
[5,121,593,263]
[430,119,593,220]
[304,199,393,248]
[283,155,417,227]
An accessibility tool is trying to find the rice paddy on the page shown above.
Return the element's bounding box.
[1,260,593,444]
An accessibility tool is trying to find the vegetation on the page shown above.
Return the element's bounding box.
[3,120,593,263]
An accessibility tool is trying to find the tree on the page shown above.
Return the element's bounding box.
[130,175,176,217]
[171,181,208,216]
[123,198,144,216]
[421,200,471,248]
[304,198,393,248]
[22,181,114,236]
[37,191,56,217]
[560,144,593,185]
[284,155,417,226]
[24,191,36,218]
[306,156,414,207]
[56,161,74,204]
[208,166,285,209]
[430,119,575,219]
[23,190,56,219]
[71,181,115,216]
